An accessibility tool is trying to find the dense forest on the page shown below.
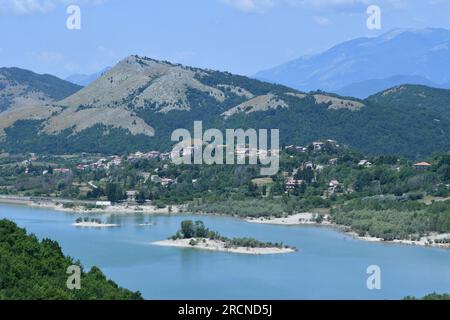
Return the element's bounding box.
[0,219,142,300]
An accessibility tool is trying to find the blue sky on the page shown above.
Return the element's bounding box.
[1,0,450,78]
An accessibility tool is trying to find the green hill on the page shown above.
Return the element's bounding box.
[1,57,450,159]
[0,67,81,112]
[0,219,142,300]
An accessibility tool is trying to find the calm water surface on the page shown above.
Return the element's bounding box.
[1,204,450,299]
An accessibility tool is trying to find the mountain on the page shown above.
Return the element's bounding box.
[0,67,82,112]
[0,55,304,154]
[1,55,450,158]
[335,75,441,99]
[66,67,111,86]
[255,28,450,94]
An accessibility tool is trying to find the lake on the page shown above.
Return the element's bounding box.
[1,203,450,300]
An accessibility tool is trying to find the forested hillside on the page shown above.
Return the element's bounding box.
[0,219,142,300]
[2,57,450,158]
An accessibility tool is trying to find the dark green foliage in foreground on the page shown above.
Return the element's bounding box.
[171,220,294,250]
[0,219,142,300]
[404,293,450,300]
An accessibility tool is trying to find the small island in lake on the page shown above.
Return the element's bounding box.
[153,220,296,255]
[73,217,119,228]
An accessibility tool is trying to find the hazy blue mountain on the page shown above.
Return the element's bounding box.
[66,67,111,86]
[336,75,441,99]
[255,28,450,93]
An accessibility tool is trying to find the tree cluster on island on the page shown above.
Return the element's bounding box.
[75,217,103,225]
[170,220,295,250]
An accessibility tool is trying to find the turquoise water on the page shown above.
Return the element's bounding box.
[1,204,450,300]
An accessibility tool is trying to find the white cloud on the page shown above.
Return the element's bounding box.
[221,0,412,13]
[313,16,332,25]
[35,50,65,64]
[221,0,275,13]
[0,0,105,15]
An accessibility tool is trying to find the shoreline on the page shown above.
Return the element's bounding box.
[72,222,119,228]
[0,196,185,215]
[245,213,332,226]
[245,213,450,249]
[153,239,296,255]
[2,196,449,249]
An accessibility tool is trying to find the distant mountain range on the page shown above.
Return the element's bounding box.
[335,75,446,99]
[255,28,450,98]
[1,55,450,158]
[0,67,81,112]
[65,67,111,86]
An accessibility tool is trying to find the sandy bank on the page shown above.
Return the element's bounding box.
[348,232,450,249]
[247,212,450,249]
[0,196,185,214]
[246,213,331,226]
[72,222,119,228]
[153,239,295,255]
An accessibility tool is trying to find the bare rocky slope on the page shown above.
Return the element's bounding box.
[0,55,449,158]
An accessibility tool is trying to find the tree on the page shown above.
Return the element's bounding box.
[181,220,195,238]
[105,183,125,203]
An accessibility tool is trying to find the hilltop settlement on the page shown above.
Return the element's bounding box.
[1,138,450,247]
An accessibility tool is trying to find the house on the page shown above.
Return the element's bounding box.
[313,142,324,151]
[160,152,171,160]
[161,178,175,186]
[110,157,122,166]
[151,175,162,183]
[285,145,294,151]
[126,191,138,202]
[286,179,304,190]
[53,168,71,174]
[235,147,247,156]
[329,158,338,165]
[147,151,161,158]
[329,180,342,193]
[358,160,372,168]
[96,201,112,207]
[414,162,432,170]
[327,139,337,145]
[304,161,314,169]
